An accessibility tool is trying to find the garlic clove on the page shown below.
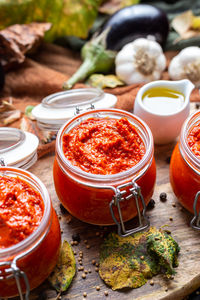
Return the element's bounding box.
[128,72,150,84]
[169,56,183,80]
[146,43,163,58]
[179,47,200,65]
[133,38,150,52]
[152,70,164,81]
[156,54,167,72]
[169,46,200,86]
[116,62,134,80]
[115,44,136,64]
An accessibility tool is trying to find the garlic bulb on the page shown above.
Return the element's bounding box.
[169,46,200,87]
[115,38,166,85]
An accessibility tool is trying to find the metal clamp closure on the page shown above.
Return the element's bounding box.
[0,260,30,300]
[0,157,6,166]
[109,181,150,237]
[190,191,200,230]
[75,103,95,115]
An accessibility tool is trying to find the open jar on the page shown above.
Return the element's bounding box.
[53,108,156,236]
[170,111,200,220]
[0,166,61,299]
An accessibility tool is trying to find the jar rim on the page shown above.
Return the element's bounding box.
[180,110,200,173]
[0,166,51,259]
[56,108,154,183]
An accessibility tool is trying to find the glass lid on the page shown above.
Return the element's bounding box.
[0,127,25,153]
[32,88,117,132]
[0,128,39,169]
[42,88,104,109]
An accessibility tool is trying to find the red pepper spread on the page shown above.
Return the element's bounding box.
[63,117,146,175]
[187,123,200,158]
[0,175,44,249]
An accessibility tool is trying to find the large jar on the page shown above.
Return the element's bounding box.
[0,166,61,298]
[53,109,156,234]
[170,110,200,213]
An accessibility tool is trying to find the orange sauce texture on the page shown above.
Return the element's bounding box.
[63,117,146,175]
[0,175,44,249]
[187,122,200,158]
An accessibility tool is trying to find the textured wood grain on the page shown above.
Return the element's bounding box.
[12,104,200,300]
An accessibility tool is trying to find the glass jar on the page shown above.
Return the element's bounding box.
[0,166,61,298]
[170,110,200,213]
[53,109,156,236]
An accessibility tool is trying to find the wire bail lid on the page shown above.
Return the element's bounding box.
[109,181,150,237]
[191,191,200,230]
[0,259,30,300]
[32,88,117,132]
[0,127,39,169]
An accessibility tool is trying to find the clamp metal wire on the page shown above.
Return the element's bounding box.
[0,260,30,300]
[191,191,200,230]
[109,181,150,237]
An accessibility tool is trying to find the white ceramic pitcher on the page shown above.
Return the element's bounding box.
[134,79,194,144]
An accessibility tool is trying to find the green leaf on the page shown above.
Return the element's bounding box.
[0,0,103,40]
[49,240,76,293]
[99,227,180,290]
[147,229,180,277]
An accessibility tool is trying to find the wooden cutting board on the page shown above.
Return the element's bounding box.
[20,103,200,300]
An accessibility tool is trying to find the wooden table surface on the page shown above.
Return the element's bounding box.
[13,103,200,300]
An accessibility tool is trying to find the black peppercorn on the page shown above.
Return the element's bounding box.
[147,198,155,209]
[60,203,67,214]
[165,156,171,164]
[160,192,167,202]
[72,233,81,243]
[195,103,200,110]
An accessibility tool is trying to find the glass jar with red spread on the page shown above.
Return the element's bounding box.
[54,109,156,236]
[0,166,61,298]
[170,110,200,214]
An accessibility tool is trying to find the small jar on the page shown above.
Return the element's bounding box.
[0,166,61,298]
[170,110,200,213]
[53,109,156,236]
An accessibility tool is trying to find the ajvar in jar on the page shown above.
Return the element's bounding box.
[170,110,200,212]
[0,167,61,298]
[53,109,156,225]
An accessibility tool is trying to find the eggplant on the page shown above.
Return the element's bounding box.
[0,63,5,91]
[101,4,169,51]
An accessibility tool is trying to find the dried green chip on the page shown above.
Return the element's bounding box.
[87,74,124,89]
[49,240,76,293]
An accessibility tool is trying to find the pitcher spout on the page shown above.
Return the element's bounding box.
[176,79,194,99]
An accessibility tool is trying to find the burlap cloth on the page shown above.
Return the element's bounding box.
[1,42,200,157]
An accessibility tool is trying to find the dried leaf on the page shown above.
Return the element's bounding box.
[99,227,179,290]
[0,0,103,41]
[3,109,21,125]
[147,230,180,277]
[172,10,200,43]
[0,99,20,125]
[20,116,52,144]
[0,22,51,68]
[0,99,15,113]
[87,74,124,89]
[172,10,193,36]
[99,0,140,15]
[49,240,76,293]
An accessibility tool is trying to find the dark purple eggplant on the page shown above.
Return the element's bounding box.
[101,4,169,51]
[0,63,5,91]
